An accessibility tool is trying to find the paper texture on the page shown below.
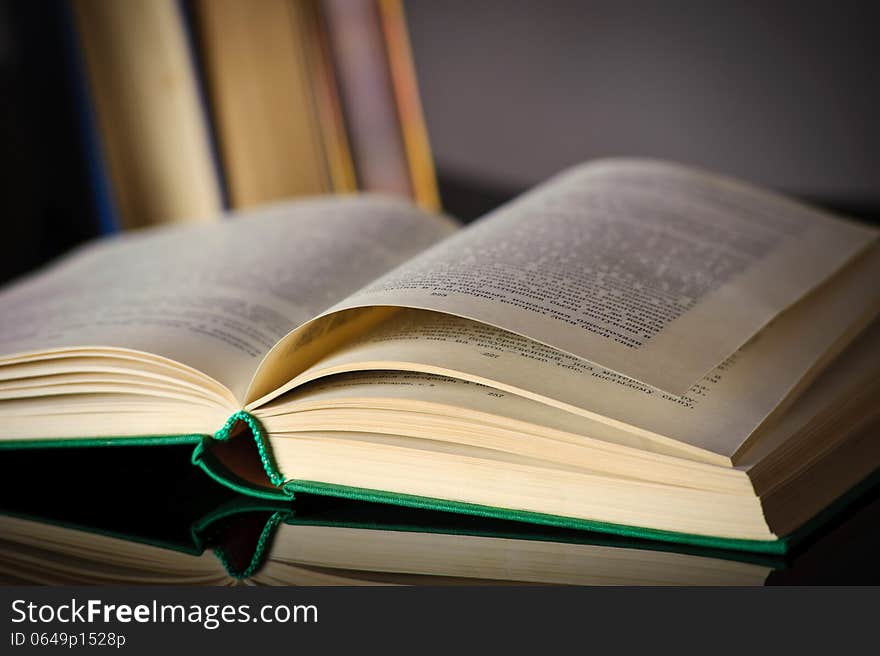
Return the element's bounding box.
[0,197,454,399]
[262,244,880,459]
[296,159,876,394]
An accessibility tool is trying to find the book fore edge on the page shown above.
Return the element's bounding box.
[197,410,794,554]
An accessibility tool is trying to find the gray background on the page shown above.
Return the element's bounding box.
[406,0,879,200]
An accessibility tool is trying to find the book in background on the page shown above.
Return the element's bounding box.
[70,0,224,231]
[189,0,439,211]
[321,0,439,210]
[69,0,438,230]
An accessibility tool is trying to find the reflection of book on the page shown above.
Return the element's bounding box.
[0,445,280,584]
[0,511,778,587]
[0,446,776,586]
[259,508,779,586]
[0,159,879,553]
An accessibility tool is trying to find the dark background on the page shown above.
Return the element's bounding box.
[2,0,879,274]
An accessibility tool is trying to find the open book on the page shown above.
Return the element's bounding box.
[1,159,878,553]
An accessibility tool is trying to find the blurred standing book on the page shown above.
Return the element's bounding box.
[69,0,438,228]
[321,0,439,209]
[70,0,224,230]
[190,0,347,207]
[190,0,438,210]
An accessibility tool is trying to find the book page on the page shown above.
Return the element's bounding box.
[287,159,876,395]
[0,197,455,400]
[259,244,880,460]
[259,370,742,467]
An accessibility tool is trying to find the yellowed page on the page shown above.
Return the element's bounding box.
[0,197,454,400]
[257,372,752,490]
[265,159,876,396]
[258,371,734,465]
[270,431,772,539]
[737,320,880,475]
[254,244,880,459]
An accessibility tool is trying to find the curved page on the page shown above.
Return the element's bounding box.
[249,244,880,460]
[251,160,876,399]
